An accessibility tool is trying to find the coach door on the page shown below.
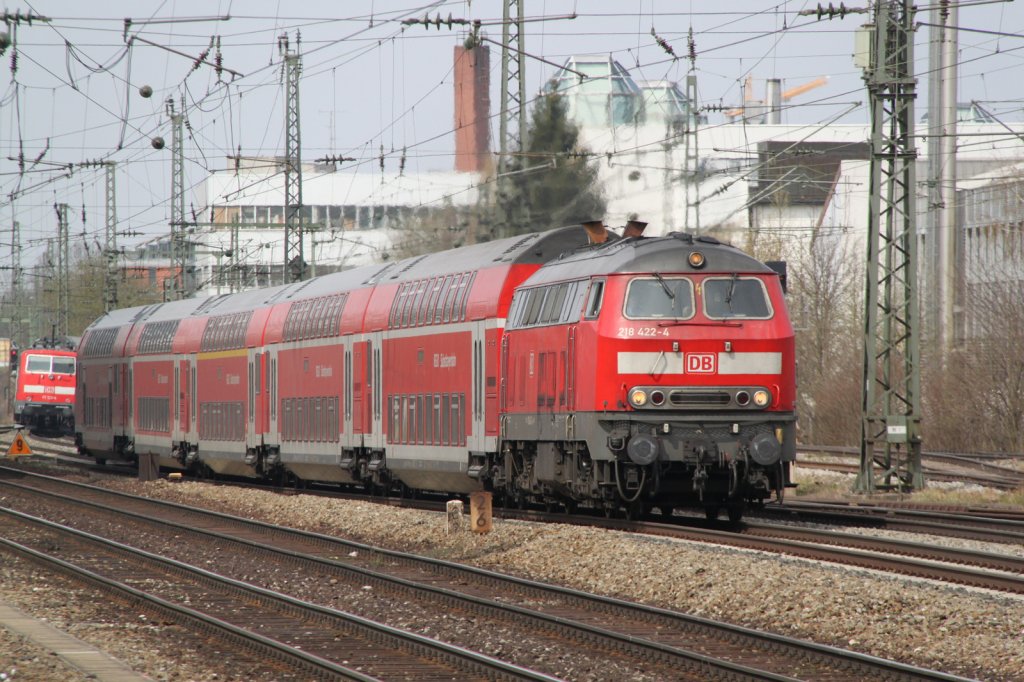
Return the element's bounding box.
[469,321,487,453]
[343,340,354,449]
[172,357,188,442]
[366,331,384,451]
[246,350,259,450]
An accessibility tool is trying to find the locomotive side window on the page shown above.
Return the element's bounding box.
[540,283,568,324]
[624,277,695,319]
[523,288,546,326]
[583,280,605,320]
[702,276,773,319]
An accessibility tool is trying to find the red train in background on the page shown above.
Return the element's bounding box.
[75,221,796,520]
[14,337,78,435]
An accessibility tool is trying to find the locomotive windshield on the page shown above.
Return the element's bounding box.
[702,276,772,319]
[624,276,695,319]
[26,355,76,374]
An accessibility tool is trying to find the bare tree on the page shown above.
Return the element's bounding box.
[788,231,863,445]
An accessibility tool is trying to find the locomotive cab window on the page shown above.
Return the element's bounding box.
[702,276,773,319]
[583,280,605,320]
[624,277,694,319]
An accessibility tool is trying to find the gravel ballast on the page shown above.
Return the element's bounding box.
[1,472,1022,681]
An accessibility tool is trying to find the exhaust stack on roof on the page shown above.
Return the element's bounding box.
[624,220,648,238]
[582,220,609,244]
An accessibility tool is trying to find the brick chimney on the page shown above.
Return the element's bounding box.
[453,44,491,173]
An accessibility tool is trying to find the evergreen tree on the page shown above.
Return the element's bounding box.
[495,92,605,238]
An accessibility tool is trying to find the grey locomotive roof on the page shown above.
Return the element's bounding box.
[521,232,772,287]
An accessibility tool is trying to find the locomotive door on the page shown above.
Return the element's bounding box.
[566,325,577,411]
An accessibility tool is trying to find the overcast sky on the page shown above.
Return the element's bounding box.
[1,0,1021,268]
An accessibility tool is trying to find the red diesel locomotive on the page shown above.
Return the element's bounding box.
[75,222,795,520]
[14,338,78,435]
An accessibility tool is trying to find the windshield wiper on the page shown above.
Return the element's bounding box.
[653,272,675,301]
[725,273,738,311]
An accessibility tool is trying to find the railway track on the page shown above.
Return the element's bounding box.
[0,507,555,682]
[797,445,1024,490]
[763,499,1024,544]
[0,467,970,682]
[499,510,1024,596]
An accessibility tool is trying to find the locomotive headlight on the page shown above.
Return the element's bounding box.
[753,389,771,407]
[688,251,706,268]
[629,388,648,407]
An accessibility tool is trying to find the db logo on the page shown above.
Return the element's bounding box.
[686,353,716,373]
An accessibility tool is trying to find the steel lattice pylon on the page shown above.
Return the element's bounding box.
[281,34,305,284]
[495,0,526,239]
[102,162,118,312]
[81,161,119,312]
[167,97,189,299]
[55,203,69,338]
[857,0,924,492]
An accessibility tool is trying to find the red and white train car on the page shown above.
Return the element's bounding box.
[14,340,77,434]
[76,223,796,519]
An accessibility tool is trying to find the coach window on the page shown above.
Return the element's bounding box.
[389,284,405,328]
[624,277,695,319]
[424,277,442,325]
[451,273,472,322]
[400,283,416,327]
[432,394,441,445]
[702,276,773,320]
[406,395,415,443]
[451,394,462,446]
[312,297,327,337]
[583,280,605,320]
[441,393,451,445]
[456,272,475,321]
[412,280,429,326]
[417,395,425,444]
[432,275,451,323]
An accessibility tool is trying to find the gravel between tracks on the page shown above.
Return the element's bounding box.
[2,472,1023,681]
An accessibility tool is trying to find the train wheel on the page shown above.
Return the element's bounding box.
[659,505,674,519]
[562,499,577,514]
[625,502,644,521]
[726,502,745,523]
[704,506,720,521]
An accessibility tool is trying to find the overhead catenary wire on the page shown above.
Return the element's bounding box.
[2,2,1021,281]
